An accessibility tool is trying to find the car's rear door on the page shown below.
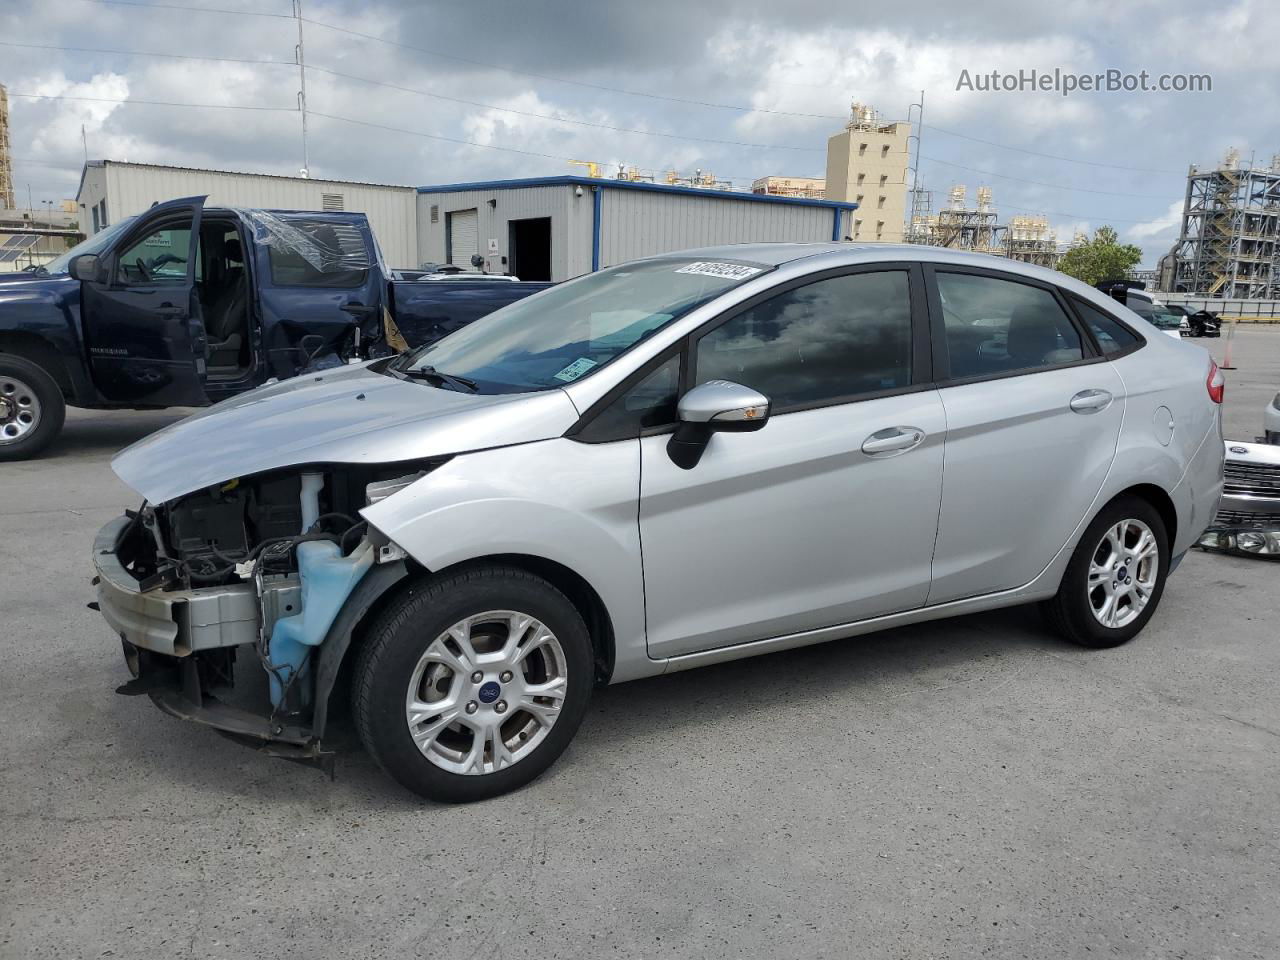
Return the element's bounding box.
[923,265,1126,604]
[633,264,946,659]
[249,211,386,377]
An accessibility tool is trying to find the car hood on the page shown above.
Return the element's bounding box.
[112,362,580,503]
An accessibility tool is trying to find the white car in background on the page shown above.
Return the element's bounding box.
[1121,288,1190,339]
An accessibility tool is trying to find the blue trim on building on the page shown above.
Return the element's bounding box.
[831,209,842,241]
[417,175,859,212]
[591,186,602,272]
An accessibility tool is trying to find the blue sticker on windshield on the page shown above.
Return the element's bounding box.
[553,357,599,382]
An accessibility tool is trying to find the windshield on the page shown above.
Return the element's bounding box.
[1125,297,1182,330]
[395,257,770,393]
[40,217,137,276]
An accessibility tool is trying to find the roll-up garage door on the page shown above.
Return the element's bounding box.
[447,209,479,269]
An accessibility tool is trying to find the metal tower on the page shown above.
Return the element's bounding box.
[0,84,16,210]
[1172,151,1280,299]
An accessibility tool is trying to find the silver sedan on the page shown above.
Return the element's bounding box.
[96,243,1225,802]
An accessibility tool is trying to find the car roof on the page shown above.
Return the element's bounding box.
[649,241,1067,282]
[643,241,1151,324]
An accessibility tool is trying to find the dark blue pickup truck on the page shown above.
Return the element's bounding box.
[0,195,549,460]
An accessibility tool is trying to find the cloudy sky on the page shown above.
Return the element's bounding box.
[2,0,1276,265]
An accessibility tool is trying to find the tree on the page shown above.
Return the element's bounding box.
[1057,226,1143,286]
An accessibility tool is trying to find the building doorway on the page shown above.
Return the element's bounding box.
[508,217,552,281]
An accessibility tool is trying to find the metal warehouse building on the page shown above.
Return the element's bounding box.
[416,177,859,281]
[76,161,419,267]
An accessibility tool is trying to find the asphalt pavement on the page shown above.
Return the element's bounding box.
[2,330,1278,959]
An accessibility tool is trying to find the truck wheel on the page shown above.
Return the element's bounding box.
[352,565,594,803]
[1041,496,1169,649]
[0,354,65,461]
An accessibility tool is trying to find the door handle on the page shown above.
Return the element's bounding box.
[154,305,185,317]
[862,426,925,456]
[1069,389,1113,414]
[340,301,376,317]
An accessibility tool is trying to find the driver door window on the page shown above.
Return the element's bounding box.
[693,270,913,411]
[116,224,192,285]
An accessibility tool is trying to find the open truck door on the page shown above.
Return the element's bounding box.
[245,211,386,377]
[75,196,210,406]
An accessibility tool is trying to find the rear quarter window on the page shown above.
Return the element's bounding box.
[1072,298,1142,355]
[266,218,369,288]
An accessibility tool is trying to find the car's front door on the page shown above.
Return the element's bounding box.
[81,196,209,406]
[636,265,946,660]
[923,266,1126,604]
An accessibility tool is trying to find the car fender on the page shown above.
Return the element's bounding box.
[360,436,657,683]
[0,275,99,404]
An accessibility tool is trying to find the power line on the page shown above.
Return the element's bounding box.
[69,0,1203,178]
[920,123,1183,175]
[90,0,293,18]
[6,91,296,112]
[0,39,293,68]
[919,154,1175,199]
[0,41,825,153]
[302,65,821,152]
[69,0,845,121]
[298,16,845,121]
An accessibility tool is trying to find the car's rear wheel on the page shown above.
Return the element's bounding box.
[352,565,594,802]
[1042,496,1169,648]
[0,354,65,462]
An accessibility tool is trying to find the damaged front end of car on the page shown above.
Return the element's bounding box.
[92,462,439,774]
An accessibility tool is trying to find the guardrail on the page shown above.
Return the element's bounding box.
[1156,294,1280,319]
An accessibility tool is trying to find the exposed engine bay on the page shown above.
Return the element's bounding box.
[99,461,440,763]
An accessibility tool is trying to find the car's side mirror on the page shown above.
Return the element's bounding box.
[666,380,770,470]
[68,254,105,284]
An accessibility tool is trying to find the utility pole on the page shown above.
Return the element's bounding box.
[294,0,310,177]
[81,124,88,165]
[905,90,925,241]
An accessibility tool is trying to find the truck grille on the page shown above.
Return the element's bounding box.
[1214,508,1280,528]
[1223,460,1280,499]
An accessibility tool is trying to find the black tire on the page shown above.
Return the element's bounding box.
[352,565,594,803]
[1041,495,1170,649]
[0,354,66,461]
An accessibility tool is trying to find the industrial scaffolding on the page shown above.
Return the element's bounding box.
[907,184,1059,265]
[1172,150,1280,299]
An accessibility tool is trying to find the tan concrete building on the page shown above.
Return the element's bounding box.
[824,103,911,243]
[751,176,827,199]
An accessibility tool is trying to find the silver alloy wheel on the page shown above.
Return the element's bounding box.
[1087,518,1159,629]
[404,610,568,775]
[0,376,41,445]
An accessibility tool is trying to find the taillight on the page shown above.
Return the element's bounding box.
[1206,359,1224,404]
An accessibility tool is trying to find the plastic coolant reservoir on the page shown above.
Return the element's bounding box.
[268,540,375,708]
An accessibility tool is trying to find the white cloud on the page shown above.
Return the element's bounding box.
[1126,199,1183,241]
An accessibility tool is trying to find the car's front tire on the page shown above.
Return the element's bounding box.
[0,354,65,461]
[1042,496,1170,649]
[352,565,594,803]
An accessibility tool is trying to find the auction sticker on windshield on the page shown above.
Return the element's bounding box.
[674,262,764,281]
[553,357,599,382]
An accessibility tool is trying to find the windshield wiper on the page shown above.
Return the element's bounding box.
[403,365,479,393]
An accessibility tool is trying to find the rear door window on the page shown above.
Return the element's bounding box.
[266,218,370,288]
[935,272,1083,379]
